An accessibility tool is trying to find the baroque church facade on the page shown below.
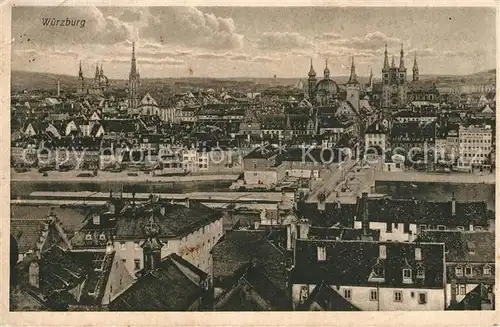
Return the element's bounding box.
[381,44,408,111]
[77,62,110,95]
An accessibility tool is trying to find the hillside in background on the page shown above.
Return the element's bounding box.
[11,69,495,93]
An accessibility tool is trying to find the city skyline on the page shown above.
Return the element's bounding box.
[12,7,496,79]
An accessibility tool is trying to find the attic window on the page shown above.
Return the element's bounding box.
[465,266,473,277]
[466,241,475,254]
[85,233,92,241]
[416,266,425,279]
[99,233,106,241]
[403,268,412,279]
[483,265,491,276]
[455,266,463,276]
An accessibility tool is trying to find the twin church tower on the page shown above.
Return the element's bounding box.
[306,44,420,111]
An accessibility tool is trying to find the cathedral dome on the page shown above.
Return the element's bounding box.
[316,78,339,95]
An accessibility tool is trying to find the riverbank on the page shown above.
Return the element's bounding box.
[375,171,495,184]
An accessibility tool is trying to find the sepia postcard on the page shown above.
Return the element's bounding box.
[1,1,499,326]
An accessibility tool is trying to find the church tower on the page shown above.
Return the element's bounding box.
[398,44,407,106]
[94,62,100,85]
[346,56,360,112]
[381,44,391,109]
[412,52,419,82]
[78,61,84,88]
[368,68,373,90]
[128,42,140,109]
[307,58,317,101]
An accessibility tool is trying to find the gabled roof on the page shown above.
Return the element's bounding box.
[243,144,280,160]
[109,253,206,311]
[211,230,287,290]
[417,231,494,263]
[292,240,445,289]
[298,281,360,311]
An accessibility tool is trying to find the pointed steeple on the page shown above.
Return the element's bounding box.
[413,52,418,70]
[100,63,104,76]
[347,56,358,84]
[383,44,389,71]
[130,41,137,76]
[391,55,395,68]
[78,61,83,78]
[324,59,330,79]
[399,44,405,70]
[308,58,316,77]
[95,62,99,79]
[368,67,373,87]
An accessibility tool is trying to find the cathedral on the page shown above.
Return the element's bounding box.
[381,44,408,111]
[307,59,340,106]
[76,62,110,95]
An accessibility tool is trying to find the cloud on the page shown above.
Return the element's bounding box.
[326,31,403,51]
[139,7,244,50]
[107,56,185,66]
[252,56,279,63]
[255,32,313,51]
[315,32,343,42]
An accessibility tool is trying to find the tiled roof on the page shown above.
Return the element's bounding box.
[417,231,494,263]
[278,147,345,164]
[292,240,445,288]
[361,198,488,227]
[211,230,287,290]
[115,200,222,239]
[243,144,280,160]
[10,219,46,253]
[296,202,356,227]
[109,254,206,311]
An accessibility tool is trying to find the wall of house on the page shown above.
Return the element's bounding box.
[101,252,136,305]
[244,170,278,186]
[292,283,445,311]
[353,221,417,242]
[113,217,224,276]
[445,283,479,308]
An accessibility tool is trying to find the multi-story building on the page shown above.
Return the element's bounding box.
[417,230,495,309]
[71,195,224,276]
[290,239,446,311]
[458,124,493,165]
[242,144,286,187]
[352,193,489,242]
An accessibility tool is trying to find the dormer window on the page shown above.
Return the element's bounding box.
[416,266,425,279]
[403,268,412,279]
[455,266,463,277]
[317,246,326,261]
[465,265,473,277]
[85,233,92,241]
[99,233,107,241]
[483,265,491,276]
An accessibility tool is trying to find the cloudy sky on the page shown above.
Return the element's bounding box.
[12,6,495,79]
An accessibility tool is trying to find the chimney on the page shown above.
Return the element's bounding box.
[92,213,101,225]
[415,247,422,261]
[361,192,369,236]
[160,205,166,216]
[29,261,40,289]
[379,244,387,259]
[254,221,261,230]
[451,192,456,216]
[185,197,190,208]
[298,219,310,240]
[132,190,136,205]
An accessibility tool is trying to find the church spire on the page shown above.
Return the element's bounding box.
[78,61,83,78]
[383,44,390,71]
[412,51,419,82]
[324,59,330,79]
[347,56,358,84]
[399,44,405,70]
[308,58,316,77]
[95,62,99,79]
[100,63,104,76]
[130,41,137,76]
[391,55,395,68]
[368,67,373,88]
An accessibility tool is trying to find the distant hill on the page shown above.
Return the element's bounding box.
[11,69,495,92]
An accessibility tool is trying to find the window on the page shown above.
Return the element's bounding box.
[457,226,465,231]
[483,265,491,276]
[418,292,427,304]
[460,284,466,295]
[417,267,425,278]
[369,289,378,301]
[465,266,473,277]
[343,289,352,300]
[317,246,327,261]
[373,266,385,278]
[437,225,446,231]
[386,222,392,232]
[474,226,483,231]
[134,259,141,270]
[120,242,126,250]
[134,242,140,250]
[122,258,126,263]
[403,268,412,279]
[394,291,403,302]
[455,266,463,276]
[419,224,427,231]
